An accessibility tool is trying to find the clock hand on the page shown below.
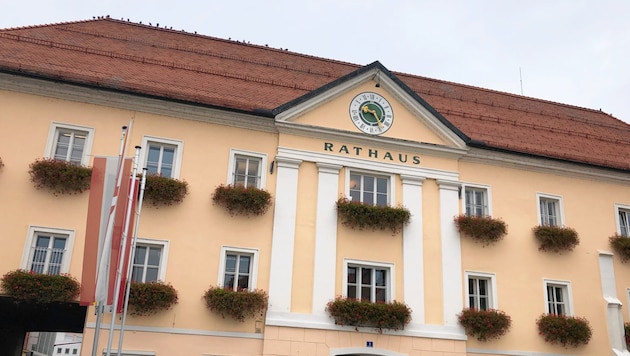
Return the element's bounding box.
[362,105,383,127]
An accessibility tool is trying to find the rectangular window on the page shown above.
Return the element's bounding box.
[617,206,630,237]
[21,226,75,275]
[45,123,94,165]
[538,194,563,226]
[228,149,268,189]
[233,155,261,188]
[464,186,489,217]
[343,259,395,303]
[544,280,572,315]
[141,136,183,179]
[349,172,389,206]
[131,239,169,283]
[465,271,497,310]
[218,246,259,291]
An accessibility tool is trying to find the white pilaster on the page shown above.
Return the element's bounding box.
[437,179,463,327]
[267,157,302,313]
[401,175,425,324]
[312,163,342,315]
[598,252,630,355]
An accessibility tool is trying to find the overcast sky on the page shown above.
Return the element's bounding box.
[3,1,629,123]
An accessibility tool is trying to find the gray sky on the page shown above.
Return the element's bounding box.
[3,0,629,123]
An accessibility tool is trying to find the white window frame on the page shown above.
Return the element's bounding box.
[537,193,565,227]
[140,136,184,179]
[342,258,395,302]
[217,246,259,291]
[543,279,573,316]
[20,226,75,274]
[462,184,492,217]
[615,204,630,237]
[345,168,395,206]
[44,122,95,166]
[131,238,170,282]
[627,288,630,319]
[227,149,268,189]
[464,271,498,310]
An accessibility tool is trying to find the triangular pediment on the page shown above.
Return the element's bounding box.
[274,62,468,150]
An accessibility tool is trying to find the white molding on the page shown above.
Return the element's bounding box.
[438,181,463,327]
[0,72,277,133]
[45,122,95,166]
[402,176,425,323]
[21,225,76,273]
[342,259,396,302]
[265,311,466,340]
[227,148,268,188]
[330,347,406,356]
[464,271,498,309]
[312,163,341,316]
[217,246,259,291]
[134,237,170,282]
[277,146,459,182]
[85,322,263,339]
[267,156,302,313]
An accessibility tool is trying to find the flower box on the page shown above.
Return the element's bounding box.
[536,313,592,347]
[533,225,579,253]
[336,197,411,234]
[454,215,508,246]
[128,281,178,316]
[212,184,272,216]
[457,308,512,341]
[143,174,189,206]
[625,322,630,349]
[29,158,92,195]
[325,296,411,332]
[203,286,268,321]
[609,234,630,262]
[1,270,80,304]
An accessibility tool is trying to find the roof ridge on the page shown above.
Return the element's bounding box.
[0,31,318,92]
[55,24,340,78]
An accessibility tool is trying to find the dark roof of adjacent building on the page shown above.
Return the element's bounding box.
[2,18,629,171]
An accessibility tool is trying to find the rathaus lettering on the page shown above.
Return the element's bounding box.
[324,142,420,165]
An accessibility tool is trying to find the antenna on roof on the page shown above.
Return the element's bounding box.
[519,67,524,95]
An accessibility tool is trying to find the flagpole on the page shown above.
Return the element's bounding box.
[106,145,140,356]
[92,125,129,356]
[117,166,147,356]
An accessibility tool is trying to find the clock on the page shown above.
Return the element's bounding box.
[349,92,394,135]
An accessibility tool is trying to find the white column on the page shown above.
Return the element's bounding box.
[438,179,463,327]
[312,163,342,316]
[598,252,630,355]
[401,175,425,324]
[267,157,302,313]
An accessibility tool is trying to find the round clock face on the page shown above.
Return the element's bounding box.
[349,92,394,135]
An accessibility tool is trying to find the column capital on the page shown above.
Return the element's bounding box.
[275,156,302,169]
[316,163,342,174]
[437,179,461,191]
[401,174,425,186]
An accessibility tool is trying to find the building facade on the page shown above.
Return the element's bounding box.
[1,18,630,356]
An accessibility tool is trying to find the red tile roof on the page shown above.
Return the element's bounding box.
[2,18,629,171]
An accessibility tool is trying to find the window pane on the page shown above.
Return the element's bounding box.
[363,192,374,205]
[347,267,356,283]
[361,287,371,301]
[225,254,236,273]
[224,274,235,289]
[134,246,147,265]
[376,178,387,194]
[468,278,475,295]
[375,288,386,302]
[479,279,487,295]
[147,247,161,266]
[349,190,360,202]
[131,266,143,282]
[238,275,249,290]
[145,267,158,283]
[375,269,386,287]
[348,285,356,299]
[52,237,66,250]
[239,256,251,274]
[376,192,387,207]
[361,268,371,285]
[364,176,374,193]
[479,297,488,310]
